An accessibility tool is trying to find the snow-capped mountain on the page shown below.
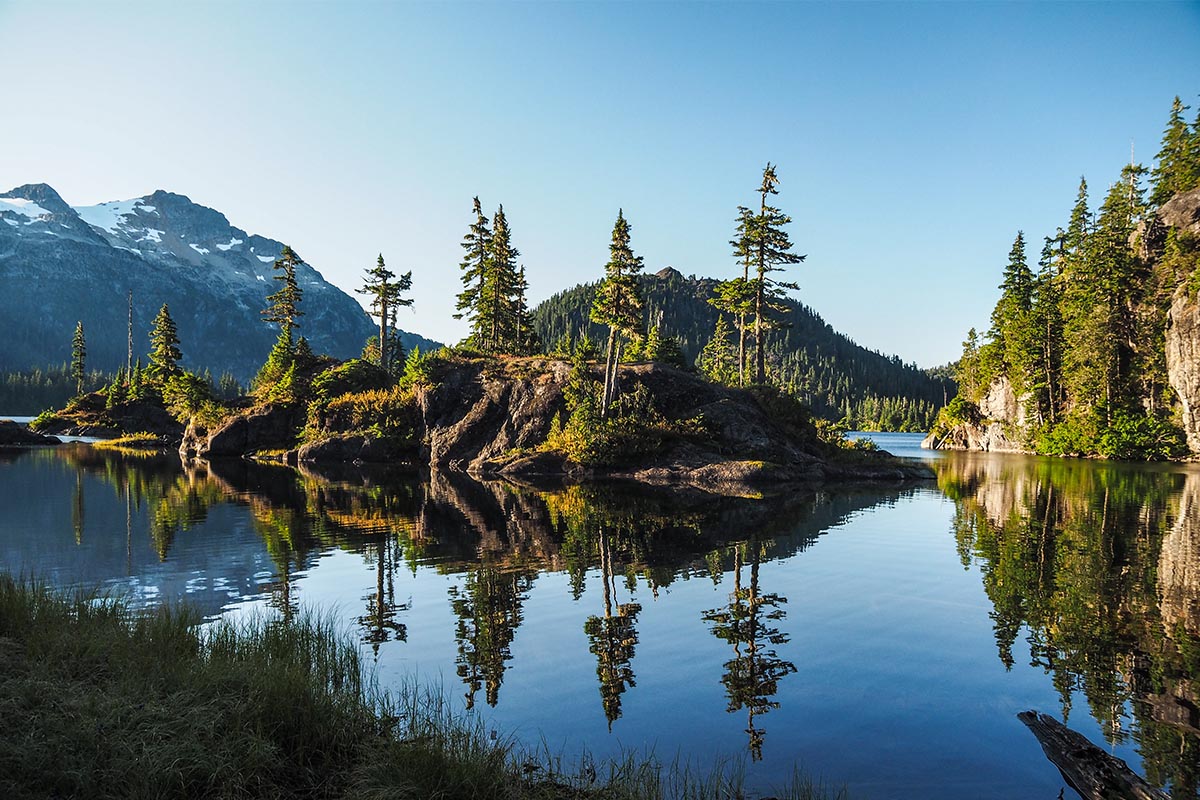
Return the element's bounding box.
[0,184,433,380]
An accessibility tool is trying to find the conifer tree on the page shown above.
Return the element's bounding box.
[263,245,305,349]
[747,164,806,384]
[70,321,87,396]
[1029,232,1065,422]
[512,265,541,355]
[147,304,182,384]
[699,315,737,384]
[1150,96,1199,206]
[455,197,493,332]
[711,207,756,385]
[357,254,412,373]
[989,232,1038,395]
[482,205,520,353]
[590,210,644,417]
[256,246,307,393]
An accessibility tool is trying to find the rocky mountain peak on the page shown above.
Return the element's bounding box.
[1,183,72,215]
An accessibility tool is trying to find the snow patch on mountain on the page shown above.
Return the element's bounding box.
[190,243,210,255]
[74,198,156,236]
[257,254,275,263]
[216,237,243,251]
[0,197,51,222]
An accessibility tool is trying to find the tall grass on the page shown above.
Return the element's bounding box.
[0,575,843,799]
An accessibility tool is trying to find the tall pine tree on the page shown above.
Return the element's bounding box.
[358,254,412,373]
[747,164,805,384]
[1150,95,1199,206]
[263,245,305,348]
[70,321,87,396]
[147,304,182,384]
[455,197,493,333]
[590,210,644,417]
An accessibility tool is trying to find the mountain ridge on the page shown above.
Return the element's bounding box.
[0,183,437,381]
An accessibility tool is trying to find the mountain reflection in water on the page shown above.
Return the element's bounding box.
[3,440,1200,798]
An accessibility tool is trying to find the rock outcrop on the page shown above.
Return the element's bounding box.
[32,395,182,441]
[181,357,931,494]
[922,376,1025,452]
[180,403,305,459]
[0,419,60,447]
[1167,286,1200,452]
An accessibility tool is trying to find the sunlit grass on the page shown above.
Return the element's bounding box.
[92,431,161,450]
[0,575,842,800]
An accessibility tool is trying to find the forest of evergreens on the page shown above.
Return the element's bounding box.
[941,94,1200,459]
[533,269,950,432]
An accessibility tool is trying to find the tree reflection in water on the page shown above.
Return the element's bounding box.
[939,453,1200,797]
[703,538,796,761]
[449,565,531,709]
[584,525,641,729]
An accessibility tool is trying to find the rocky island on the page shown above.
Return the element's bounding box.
[172,353,929,496]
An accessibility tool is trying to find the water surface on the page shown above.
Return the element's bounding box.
[1,437,1198,798]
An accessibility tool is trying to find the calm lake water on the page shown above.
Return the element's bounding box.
[2,433,1199,799]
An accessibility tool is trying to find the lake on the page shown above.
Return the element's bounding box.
[1,433,1198,799]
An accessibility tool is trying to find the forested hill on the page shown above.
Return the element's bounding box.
[532,267,952,430]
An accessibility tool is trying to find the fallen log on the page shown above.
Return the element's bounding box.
[1018,710,1169,800]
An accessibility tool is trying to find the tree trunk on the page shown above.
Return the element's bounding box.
[738,313,747,386]
[602,329,616,418]
[379,297,389,373]
[755,280,765,384]
[1018,711,1168,800]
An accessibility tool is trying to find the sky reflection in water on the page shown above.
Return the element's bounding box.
[2,438,1199,799]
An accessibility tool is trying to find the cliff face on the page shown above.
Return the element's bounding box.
[921,375,1025,452]
[1167,288,1200,452]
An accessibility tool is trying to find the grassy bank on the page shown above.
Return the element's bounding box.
[0,576,841,800]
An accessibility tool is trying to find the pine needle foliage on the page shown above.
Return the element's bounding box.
[146,303,182,385]
[590,210,645,417]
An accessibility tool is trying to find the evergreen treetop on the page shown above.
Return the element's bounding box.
[147,303,182,383]
[263,245,305,347]
[455,196,493,324]
[1150,95,1199,206]
[70,321,87,397]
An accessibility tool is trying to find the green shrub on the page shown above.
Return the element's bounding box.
[306,386,420,446]
[929,395,981,438]
[28,410,63,432]
[310,359,391,402]
[1033,414,1098,457]
[1096,409,1188,461]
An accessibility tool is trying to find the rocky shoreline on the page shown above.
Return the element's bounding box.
[19,357,932,496]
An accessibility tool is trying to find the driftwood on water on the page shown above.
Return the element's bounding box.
[1018,710,1169,800]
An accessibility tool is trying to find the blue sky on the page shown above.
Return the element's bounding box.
[2,1,1198,367]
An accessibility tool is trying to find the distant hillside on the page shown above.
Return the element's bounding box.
[532,267,952,430]
[0,184,438,382]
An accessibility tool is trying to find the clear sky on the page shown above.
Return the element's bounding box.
[2,1,1197,367]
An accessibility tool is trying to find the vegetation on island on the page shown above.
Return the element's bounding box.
[25,163,909,466]
[934,94,1200,459]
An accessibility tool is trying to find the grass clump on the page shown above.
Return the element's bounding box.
[0,576,842,800]
[92,431,162,450]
